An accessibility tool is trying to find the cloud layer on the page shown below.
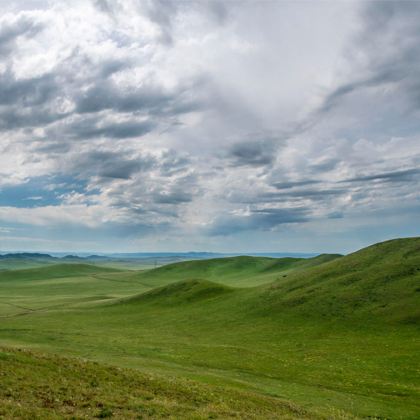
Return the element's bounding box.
[0,0,419,252]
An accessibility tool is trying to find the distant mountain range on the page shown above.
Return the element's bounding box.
[0,251,317,260]
[0,251,317,271]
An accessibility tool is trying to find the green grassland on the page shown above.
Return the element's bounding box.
[0,347,311,419]
[0,238,419,419]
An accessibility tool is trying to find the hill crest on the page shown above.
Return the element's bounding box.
[120,278,234,306]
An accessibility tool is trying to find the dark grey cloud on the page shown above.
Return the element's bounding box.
[226,186,347,207]
[205,0,229,25]
[259,188,346,202]
[0,70,57,107]
[94,0,115,17]
[0,106,69,131]
[98,59,130,79]
[159,151,191,177]
[89,120,155,140]
[272,180,320,190]
[33,141,72,154]
[0,57,126,133]
[58,118,156,140]
[340,168,420,184]
[317,1,420,118]
[150,172,198,206]
[228,139,276,167]
[0,12,44,56]
[309,158,340,173]
[53,146,199,225]
[96,160,144,180]
[76,82,158,114]
[209,207,309,236]
[0,69,69,131]
[0,12,201,138]
[153,190,192,205]
[66,149,156,181]
[143,0,178,45]
[76,80,198,117]
[318,74,396,116]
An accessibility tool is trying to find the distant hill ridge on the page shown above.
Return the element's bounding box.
[132,253,343,287]
[0,251,318,260]
[0,252,55,259]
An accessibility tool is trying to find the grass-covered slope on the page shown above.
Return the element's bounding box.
[132,253,342,288]
[0,347,310,419]
[262,237,420,323]
[0,263,120,282]
[123,278,234,306]
[121,237,419,324]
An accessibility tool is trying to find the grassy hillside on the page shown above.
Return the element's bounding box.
[262,237,420,323]
[0,263,120,281]
[0,347,310,419]
[132,253,342,287]
[0,238,419,418]
[123,279,235,305]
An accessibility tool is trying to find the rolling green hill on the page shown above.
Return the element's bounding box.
[0,238,419,418]
[122,238,419,324]
[131,253,342,288]
[0,263,120,282]
[123,278,235,305]
[262,237,420,323]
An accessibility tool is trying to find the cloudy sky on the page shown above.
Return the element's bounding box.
[0,0,419,253]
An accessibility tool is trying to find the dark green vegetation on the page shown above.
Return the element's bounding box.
[1,238,419,419]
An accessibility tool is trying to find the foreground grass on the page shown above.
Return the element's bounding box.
[0,346,313,419]
[3,290,417,419]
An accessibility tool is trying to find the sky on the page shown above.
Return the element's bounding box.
[0,0,419,254]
